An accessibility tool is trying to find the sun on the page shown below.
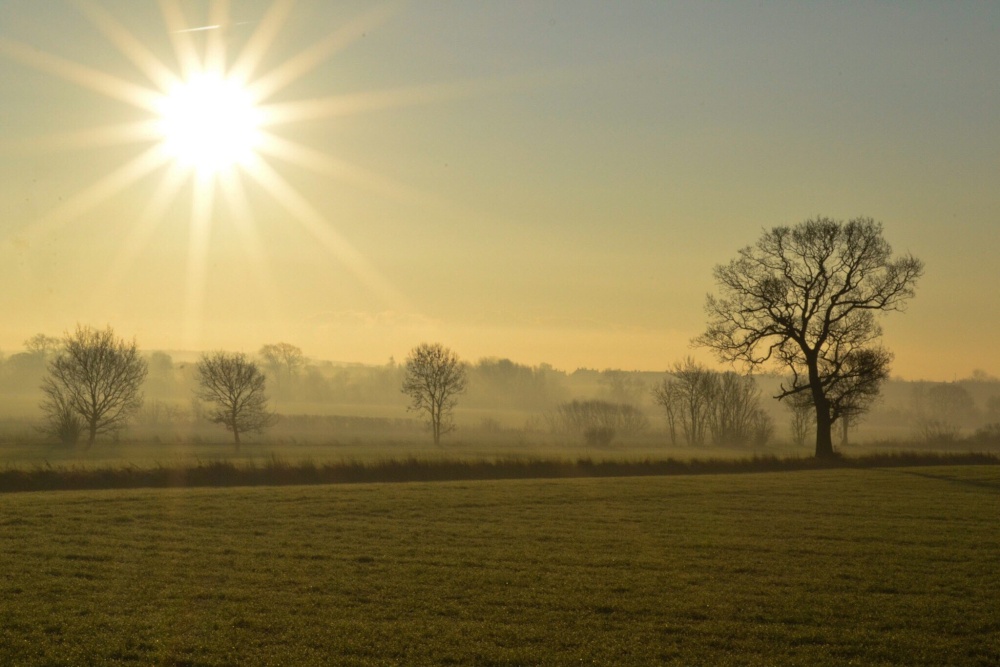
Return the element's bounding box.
[0,0,506,346]
[156,72,262,174]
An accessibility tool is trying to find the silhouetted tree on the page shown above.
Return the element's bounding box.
[698,217,922,458]
[145,351,178,399]
[709,371,771,447]
[599,369,646,404]
[40,325,148,447]
[658,358,716,446]
[651,379,682,445]
[401,343,467,445]
[258,342,304,391]
[24,333,62,359]
[467,357,567,410]
[196,352,276,449]
[787,395,815,447]
[914,382,976,443]
[653,361,772,447]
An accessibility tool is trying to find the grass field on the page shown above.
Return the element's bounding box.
[2,467,999,665]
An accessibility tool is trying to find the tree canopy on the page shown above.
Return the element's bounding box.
[401,343,467,445]
[196,351,276,448]
[40,325,147,446]
[698,217,922,457]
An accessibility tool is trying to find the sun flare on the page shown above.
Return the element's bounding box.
[156,72,262,174]
[0,0,490,347]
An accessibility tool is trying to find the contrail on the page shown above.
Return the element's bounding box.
[173,21,256,34]
[174,25,221,33]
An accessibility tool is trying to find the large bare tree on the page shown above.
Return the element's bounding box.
[401,343,467,445]
[40,325,148,447]
[196,352,276,449]
[697,217,922,458]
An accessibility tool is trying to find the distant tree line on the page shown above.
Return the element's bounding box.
[5,326,998,450]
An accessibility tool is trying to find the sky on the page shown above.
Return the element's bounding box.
[1,0,998,381]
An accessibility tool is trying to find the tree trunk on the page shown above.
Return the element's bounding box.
[808,356,836,459]
[232,408,241,451]
[431,403,441,445]
[814,405,835,458]
[87,421,97,449]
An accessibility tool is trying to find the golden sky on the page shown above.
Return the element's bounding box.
[1,1,998,380]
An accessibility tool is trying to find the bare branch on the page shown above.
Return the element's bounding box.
[196,351,276,448]
[39,325,147,446]
[697,217,922,457]
[401,343,467,445]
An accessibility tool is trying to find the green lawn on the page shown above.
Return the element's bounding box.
[2,467,998,665]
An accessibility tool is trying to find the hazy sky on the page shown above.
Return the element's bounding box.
[1,1,997,380]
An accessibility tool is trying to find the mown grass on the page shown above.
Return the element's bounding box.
[2,466,999,665]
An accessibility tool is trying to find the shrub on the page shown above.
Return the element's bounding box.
[554,400,647,445]
[39,397,84,446]
[971,423,1000,446]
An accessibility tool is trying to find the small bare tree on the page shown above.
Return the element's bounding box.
[654,362,773,447]
[401,343,467,445]
[709,371,764,446]
[651,379,682,445]
[787,395,815,447]
[196,352,276,449]
[671,358,717,446]
[40,325,148,447]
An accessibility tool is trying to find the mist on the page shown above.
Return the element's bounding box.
[4,336,999,456]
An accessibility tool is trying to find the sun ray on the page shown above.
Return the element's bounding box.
[74,0,180,93]
[242,153,405,307]
[0,38,160,111]
[158,0,202,79]
[16,144,171,243]
[205,0,230,74]
[183,174,217,348]
[217,170,287,324]
[0,120,160,153]
[260,81,497,125]
[256,131,470,222]
[228,0,294,84]
[94,161,189,307]
[259,70,561,127]
[247,4,396,102]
